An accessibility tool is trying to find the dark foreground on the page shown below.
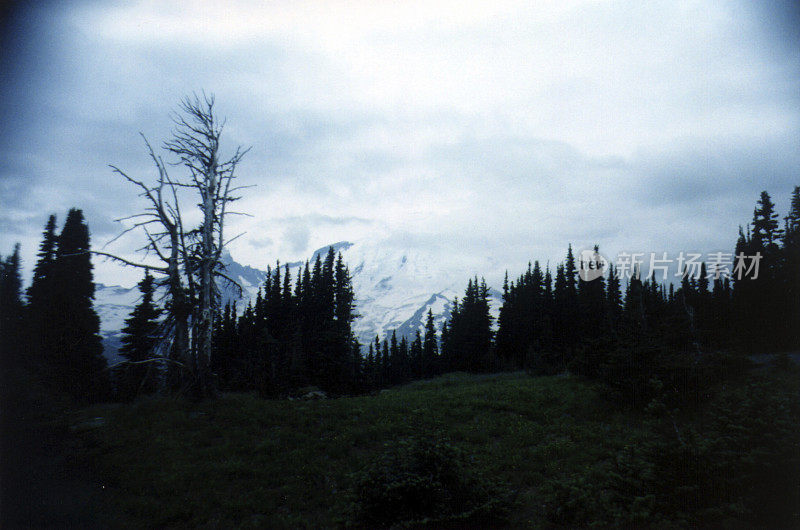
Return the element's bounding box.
[3,365,799,528]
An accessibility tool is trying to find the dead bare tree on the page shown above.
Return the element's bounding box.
[164,94,249,397]
[101,94,249,399]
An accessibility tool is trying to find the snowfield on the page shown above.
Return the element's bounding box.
[94,240,501,359]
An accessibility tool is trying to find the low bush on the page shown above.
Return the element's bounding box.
[542,374,800,527]
[348,434,512,528]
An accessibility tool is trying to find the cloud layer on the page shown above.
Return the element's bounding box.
[1,0,798,288]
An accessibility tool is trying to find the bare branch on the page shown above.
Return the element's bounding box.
[92,251,169,272]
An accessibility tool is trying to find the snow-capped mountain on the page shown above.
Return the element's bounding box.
[319,241,502,345]
[94,240,502,360]
[94,250,267,363]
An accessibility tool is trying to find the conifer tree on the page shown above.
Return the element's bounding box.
[446,278,493,372]
[782,186,800,348]
[606,263,622,336]
[0,244,24,367]
[389,330,400,383]
[115,270,162,400]
[26,215,59,367]
[571,246,608,377]
[752,191,782,249]
[422,309,438,377]
[382,338,389,381]
[374,335,383,386]
[439,319,450,370]
[562,245,580,354]
[50,209,110,402]
[27,215,58,304]
[366,342,376,388]
[399,335,411,380]
[411,331,423,379]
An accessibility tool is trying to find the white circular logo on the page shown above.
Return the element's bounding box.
[577,248,608,281]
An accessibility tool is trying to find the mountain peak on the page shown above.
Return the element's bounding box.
[310,241,354,261]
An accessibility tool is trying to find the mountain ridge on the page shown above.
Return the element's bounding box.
[94,240,501,360]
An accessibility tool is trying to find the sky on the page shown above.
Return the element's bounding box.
[1,0,799,289]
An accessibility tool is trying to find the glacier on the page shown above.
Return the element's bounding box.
[94,240,502,360]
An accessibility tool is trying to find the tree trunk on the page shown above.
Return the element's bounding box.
[195,149,218,399]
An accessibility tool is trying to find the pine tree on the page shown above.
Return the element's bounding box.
[781,186,800,348]
[410,330,423,380]
[440,320,450,371]
[27,215,58,304]
[49,209,110,402]
[446,278,493,373]
[606,263,622,337]
[382,338,390,383]
[389,330,400,383]
[562,245,580,355]
[115,270,162,400]
[422,309,438,377]
[0,244,24,366]
[752,191,782,249]
[366,342,376,388]
[374,335,384,386]
[399,335,411,380]
[26,215,59,368]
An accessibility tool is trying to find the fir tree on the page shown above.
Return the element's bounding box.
[422,309,438,377]
[606,263,622,337]
[752,191,782,249]
[410,331,423,379]
[50,209,110,402]
[783,186,800,348]
[26,215,59,367]
[115,270,162,400]
[446,278,493,372]
[0,244,24,366]
[389,330,400,383]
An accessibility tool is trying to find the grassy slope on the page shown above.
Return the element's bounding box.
[80,372,645,528]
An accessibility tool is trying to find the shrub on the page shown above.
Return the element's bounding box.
[348,434,511,528]
[542,375,800,528]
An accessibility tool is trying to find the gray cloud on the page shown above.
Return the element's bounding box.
[283,223,310,255]
[1,0,798,287]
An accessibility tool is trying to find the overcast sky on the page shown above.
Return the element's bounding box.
[1,0,799,288]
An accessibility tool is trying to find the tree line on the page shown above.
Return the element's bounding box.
[212,247,360,397]
[2,186,798,402]
[1,94,797,403]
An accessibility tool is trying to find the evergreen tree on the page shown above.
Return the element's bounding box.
[26,215,59,368]
[571,246,608,378]
[49,209,110,402]
[389,330,400,383]
[440,319,450,370]
[410,331,423,379]
[0,244,24,367]
[782,186,800,348]
[422,309,438,377]
[606,263,622,336]
[366,342,376,388]
[752,191,782,249]
[382,338,390,382]
[27,215,58,303]
[399,336,410,379]
[374,335,384,386]
[446,278,493,372]
[115,270,162,400]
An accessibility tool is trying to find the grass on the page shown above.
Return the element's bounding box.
[78,372,647,528]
